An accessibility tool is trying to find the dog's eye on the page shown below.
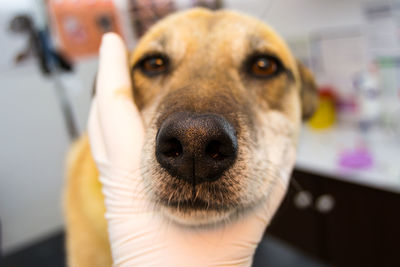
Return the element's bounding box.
[247,55,282,78]
[138,55,169,76]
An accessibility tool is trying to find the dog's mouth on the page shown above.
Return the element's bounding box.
[149,170,243,225]
[160,198,228,211]
[157,191,239,226]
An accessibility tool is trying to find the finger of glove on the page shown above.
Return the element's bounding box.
[88,97,108,163]
[96,33,144,170]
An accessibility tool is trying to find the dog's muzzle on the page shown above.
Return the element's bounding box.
[156,112,238,185]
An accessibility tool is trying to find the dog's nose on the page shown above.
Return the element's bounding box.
[156,112,237,184]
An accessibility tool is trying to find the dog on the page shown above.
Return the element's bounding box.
[65,8,318,267]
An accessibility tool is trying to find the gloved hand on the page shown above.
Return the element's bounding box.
[88,32,291,267]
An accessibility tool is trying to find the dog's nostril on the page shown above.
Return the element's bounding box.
[205,140,226,160]
[161,138,183,158]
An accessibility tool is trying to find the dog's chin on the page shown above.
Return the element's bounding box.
[159,205,235,227]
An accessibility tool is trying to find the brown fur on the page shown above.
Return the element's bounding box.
[65,8,317,266]
[64,135,111,267]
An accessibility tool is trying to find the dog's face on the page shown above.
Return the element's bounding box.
[129,8,317,226]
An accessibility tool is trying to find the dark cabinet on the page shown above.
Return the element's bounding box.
[267,169,400,267]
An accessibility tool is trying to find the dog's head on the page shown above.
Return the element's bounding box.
[129,8,318,226]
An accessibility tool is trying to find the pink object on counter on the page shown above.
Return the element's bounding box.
[338,148,374,169]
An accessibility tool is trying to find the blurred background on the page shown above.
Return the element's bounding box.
[1,0,400,266]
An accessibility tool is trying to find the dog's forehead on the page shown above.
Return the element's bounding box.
[130,8,297,72]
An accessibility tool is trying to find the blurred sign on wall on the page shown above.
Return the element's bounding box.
[48,0,124,60]
[364,1,400,58]
[363,1,400,132]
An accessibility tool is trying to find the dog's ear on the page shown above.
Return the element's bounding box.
[297,61,318,120]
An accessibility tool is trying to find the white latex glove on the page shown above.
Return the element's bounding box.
[88,33,292,267]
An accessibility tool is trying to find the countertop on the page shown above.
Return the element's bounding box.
[296,125,400,194]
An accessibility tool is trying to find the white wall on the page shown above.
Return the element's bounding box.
[0,0,382,254]
[226,0,371,38]
[0,64,69,253]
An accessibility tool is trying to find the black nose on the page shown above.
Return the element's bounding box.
[156,112,238,184]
